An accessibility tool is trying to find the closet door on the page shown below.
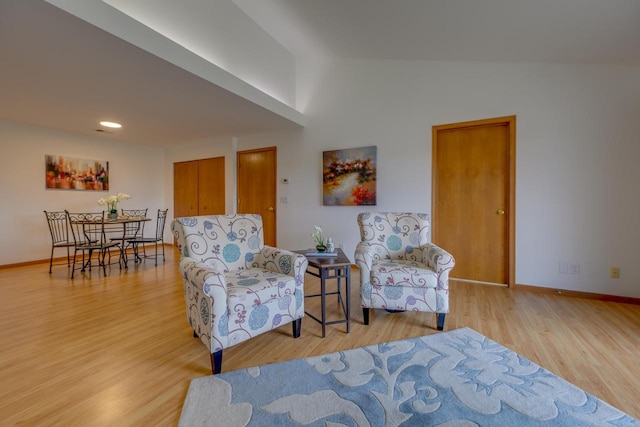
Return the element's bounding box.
[198,157,225,215]
[174,157,225,219]
[174,160,199,218]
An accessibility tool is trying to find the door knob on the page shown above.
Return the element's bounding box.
[268,207,274,211]
[497,209,505,215]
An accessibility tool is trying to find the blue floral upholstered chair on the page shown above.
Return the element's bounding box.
[355,212,455,330]
[172,214,308,374]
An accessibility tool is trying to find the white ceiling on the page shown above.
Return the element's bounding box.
[0,0,304,148]
[238,0,640,64]
[1,0,639,147]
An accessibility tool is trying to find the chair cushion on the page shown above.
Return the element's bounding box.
[371,260,438,288]
[225,268,298,307]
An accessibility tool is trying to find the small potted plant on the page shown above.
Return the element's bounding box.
[312,225,326,252]
[98,193,131,219]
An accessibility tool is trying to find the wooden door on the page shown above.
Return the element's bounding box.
[432,116,515,286]
[174,160,199,218]
[198,157,225,215]
[237,147,277,246]
[174,157,226,218]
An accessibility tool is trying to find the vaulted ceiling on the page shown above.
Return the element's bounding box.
[1,0,638,147]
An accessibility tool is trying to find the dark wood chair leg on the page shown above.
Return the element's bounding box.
[436,313,446,331]
[193,330,198,338]
[363,308,370,325]
[211,350,223,375]
[292,318,302,338]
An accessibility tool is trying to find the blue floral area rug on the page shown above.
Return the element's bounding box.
[179,327,638,426]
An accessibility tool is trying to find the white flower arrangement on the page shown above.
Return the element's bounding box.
[311,225,325,247]
[98,193,131,212]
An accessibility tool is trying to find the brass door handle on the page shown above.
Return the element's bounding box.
[268,207,274,211]
[497,209,505,215]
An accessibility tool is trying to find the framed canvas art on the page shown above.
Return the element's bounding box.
[323,146,377,206]
[45,154,109,191]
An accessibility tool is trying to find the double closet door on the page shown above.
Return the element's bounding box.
[174,157,225,218]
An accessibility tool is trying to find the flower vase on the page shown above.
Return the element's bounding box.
[109,209,118,220]
[315,244,326,253]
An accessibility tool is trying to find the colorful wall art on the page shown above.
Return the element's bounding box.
[45,154,109,191]
[323,146,377,206]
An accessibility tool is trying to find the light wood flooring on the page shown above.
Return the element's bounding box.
[1,248,639,425]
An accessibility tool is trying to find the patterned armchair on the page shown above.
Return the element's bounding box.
[172,214,308,374]
[355,212,455,330]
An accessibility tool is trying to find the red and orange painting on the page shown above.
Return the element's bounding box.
[45,155,109,191]
[323,146,376,206]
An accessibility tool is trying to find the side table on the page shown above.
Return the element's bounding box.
[294,248,351,338]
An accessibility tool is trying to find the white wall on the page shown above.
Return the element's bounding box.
[5,55,640,300]
[236,58,640,298]
[0,119,165,265]
[102,0,296,107]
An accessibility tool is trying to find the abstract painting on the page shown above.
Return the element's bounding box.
[323,146,376,206]
[45,154,109,191]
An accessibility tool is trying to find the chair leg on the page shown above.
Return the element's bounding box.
[81,249,91,272]
[211,350,223,375]
[71,250,77,279]
[100,250,108,276]
[436,313,446,331]
[363,308,370,325]
[49,247,54,274]
[133,243,141,263]
[193,330,198,338]
[292,318,302,338]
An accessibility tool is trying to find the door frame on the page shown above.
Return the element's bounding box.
[431,115,516,287]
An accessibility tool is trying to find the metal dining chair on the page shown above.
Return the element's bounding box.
[109,208,148,266]
[66,211,121,278]
[127,209,168,266]
[43,211,75,273]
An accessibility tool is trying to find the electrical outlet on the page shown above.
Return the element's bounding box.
[569,263,580,275]
[610,267,620,279]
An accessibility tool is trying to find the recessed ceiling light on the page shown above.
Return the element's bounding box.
[99,121,122,129]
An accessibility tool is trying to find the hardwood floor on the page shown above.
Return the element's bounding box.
[1,248,639,425]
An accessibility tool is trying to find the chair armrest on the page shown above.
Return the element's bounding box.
[422,244,455,289]
[256,246,309,280]
[179,257,227,297]
[354,241,374,281]
[178,257,229,352]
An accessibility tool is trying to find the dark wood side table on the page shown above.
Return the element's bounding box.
[294,248,351,338]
